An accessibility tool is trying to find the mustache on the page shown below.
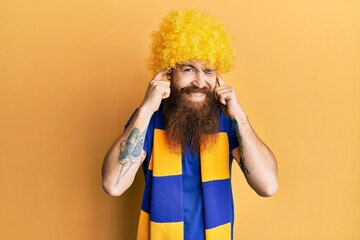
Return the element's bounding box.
[178,86,212,94]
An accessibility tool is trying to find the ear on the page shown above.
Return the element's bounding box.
[166,68,173,80]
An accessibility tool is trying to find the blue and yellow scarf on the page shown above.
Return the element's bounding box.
[137,118,234,239]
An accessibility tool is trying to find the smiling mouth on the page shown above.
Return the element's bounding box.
[185,92,206,101]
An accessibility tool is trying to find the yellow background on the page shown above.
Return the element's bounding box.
[1,0,359,239]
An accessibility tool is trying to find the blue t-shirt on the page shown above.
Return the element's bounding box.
[126,107,239,239]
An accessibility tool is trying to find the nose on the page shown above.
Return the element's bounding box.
[192,72,208,88]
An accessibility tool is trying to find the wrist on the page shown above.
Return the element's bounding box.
[232,111,248,126]
[138,105,155,118]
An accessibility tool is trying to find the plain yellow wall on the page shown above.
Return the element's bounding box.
[1,0,359,239]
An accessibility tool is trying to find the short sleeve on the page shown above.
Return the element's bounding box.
[229,120,240,152]
[124,109,138,130]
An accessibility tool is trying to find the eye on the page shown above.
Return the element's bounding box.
[204,69,215,75]
[182,67,195,73]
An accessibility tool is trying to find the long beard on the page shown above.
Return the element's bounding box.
[162,86,220,154]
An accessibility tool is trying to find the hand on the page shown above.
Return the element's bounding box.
[214,76,244,119]
[140,69,171,113]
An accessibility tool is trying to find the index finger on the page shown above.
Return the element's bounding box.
[153,69,170,81]
[216,75,226,87]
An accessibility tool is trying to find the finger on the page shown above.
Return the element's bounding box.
[150,79,171,88]
[216,87,233,96]
[214,87,228,100]
[217,75,226,87]
[162,88,171,99]
[216,90,233,105]
[218,95,227,105]
[153,69,169,81]
[214,90,225,105]
[156,79,171,87]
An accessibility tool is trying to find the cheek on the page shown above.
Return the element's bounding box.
[207,77,217,89]
[171,77,192,89]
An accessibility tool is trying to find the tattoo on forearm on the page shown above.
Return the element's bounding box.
[115,127,146,185]
[232,119,250,175]
[232,119,241,139]
[239,145,250,174]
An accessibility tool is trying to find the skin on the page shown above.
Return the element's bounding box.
[101,60,278,197]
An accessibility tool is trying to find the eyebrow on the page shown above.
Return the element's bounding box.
[180,64,215,72]
[180,64,195,68]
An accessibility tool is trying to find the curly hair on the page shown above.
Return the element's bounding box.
[147,9,235,75]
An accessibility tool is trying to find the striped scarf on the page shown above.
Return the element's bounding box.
[137,123,233,239]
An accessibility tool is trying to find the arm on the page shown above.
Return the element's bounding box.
[101,69,170,196]
[215,76,278,197]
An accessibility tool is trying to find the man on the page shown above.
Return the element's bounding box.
[102,9,278,240]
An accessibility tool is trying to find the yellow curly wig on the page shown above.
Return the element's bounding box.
[147,9,235,75]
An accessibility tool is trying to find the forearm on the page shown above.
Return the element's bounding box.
[232,112,278,197]
[101,107,153,196]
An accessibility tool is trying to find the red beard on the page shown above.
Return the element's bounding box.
[162,86,220,154]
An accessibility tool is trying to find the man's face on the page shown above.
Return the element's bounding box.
[170,61,217,103]
[163,60,220,153]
